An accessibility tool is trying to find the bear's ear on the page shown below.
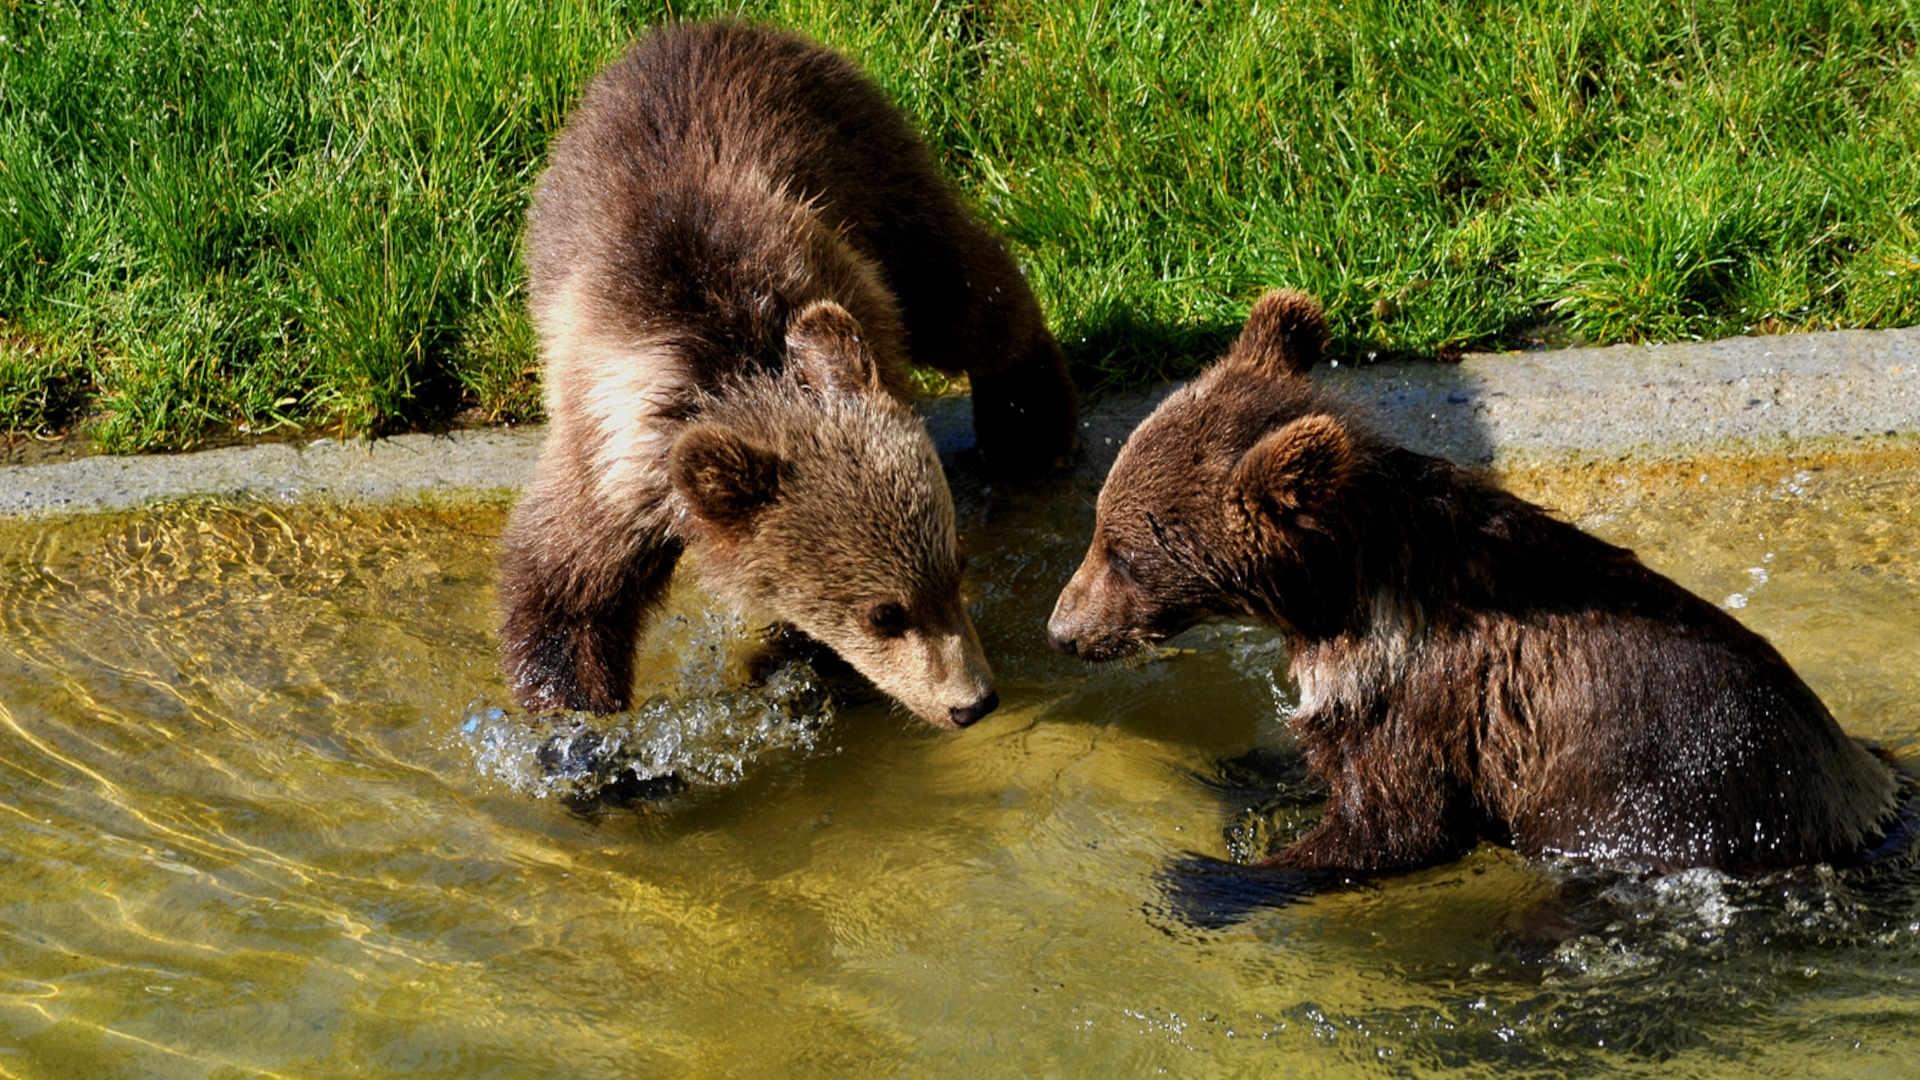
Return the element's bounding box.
[670,424,784,532]
[1227,288,1327,377]
[1226,414,1354,528]
[786,299,885,398]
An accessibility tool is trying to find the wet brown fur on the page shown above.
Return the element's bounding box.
[1051,289,1899,875]
[501,22,1071,724]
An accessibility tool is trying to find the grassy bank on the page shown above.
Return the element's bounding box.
[3,0,1917,451]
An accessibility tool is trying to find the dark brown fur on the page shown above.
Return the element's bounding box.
[1051,289,1898,875]
[501,22,1072,724]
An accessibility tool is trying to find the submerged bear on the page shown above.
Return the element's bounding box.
[1049,288,1908,918]
[499,22,1075,728]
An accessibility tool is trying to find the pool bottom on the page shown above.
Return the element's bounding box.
[0,447,1917,1075]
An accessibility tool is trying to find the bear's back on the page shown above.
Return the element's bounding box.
[1449,512,1902,871]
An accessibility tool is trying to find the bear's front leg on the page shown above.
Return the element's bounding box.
[1260,778,1480,876]
[966,335,1079,474]
[497,465,682,714]
[1160,795,1473,929]
[1256,699,1484,876]
[1158,743,1478,928]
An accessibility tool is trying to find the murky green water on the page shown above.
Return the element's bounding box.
[2,448,1918,1076]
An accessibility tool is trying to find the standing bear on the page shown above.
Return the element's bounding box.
[1049,289,1903,884]
[500,22,1076,728]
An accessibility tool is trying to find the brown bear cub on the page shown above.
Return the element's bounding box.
[500,22,1076,728]
[1050,289,1902,890]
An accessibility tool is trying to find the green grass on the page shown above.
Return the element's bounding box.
[2,0,1917,451]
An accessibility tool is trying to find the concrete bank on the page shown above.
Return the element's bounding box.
[2,326,1916,518]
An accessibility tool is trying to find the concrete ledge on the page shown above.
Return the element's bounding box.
[1325,326,1920,466]
[0,427,549,518]
[2,326,1915,518]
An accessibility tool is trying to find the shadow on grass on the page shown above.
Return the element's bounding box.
[370,320,483,438]
[1059,303,1500,471]
[1061,305,1242,390]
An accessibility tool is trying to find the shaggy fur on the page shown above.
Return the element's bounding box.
[501,21,1070,725]
[1050,289,1899,875]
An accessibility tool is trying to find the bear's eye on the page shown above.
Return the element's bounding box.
[1106,543,1137,584]
[866,601,909,638]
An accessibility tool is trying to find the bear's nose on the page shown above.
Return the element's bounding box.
[949,691,999,728]
[1046,625,1079,657]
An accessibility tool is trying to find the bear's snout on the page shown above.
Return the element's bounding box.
[845,613,997,732]
[1047,562,1103,658]
[1048,560,1162,663]
[949,690,999,728]
[1046,589,1080,656]
[1046,613,1082,657]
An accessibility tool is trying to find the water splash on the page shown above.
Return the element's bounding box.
[458,609,837,800]
[460,664,833,801]
[1225,632,1294,716]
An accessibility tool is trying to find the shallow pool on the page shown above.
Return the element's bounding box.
[1,445,1917,1075]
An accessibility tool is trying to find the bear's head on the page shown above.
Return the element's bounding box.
[670,300,998,729]
[1049,289,1367,659]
